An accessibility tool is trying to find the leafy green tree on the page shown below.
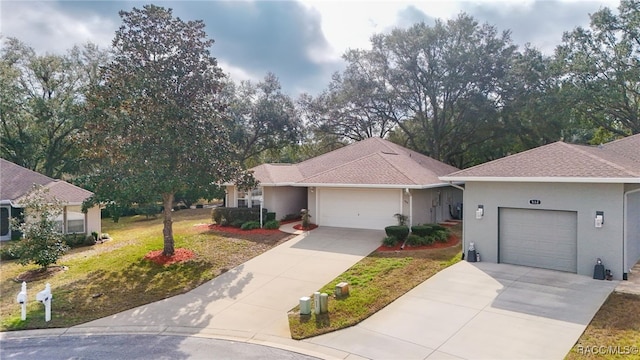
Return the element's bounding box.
[12,185,68,271]
[556,0,640,136]
[225,73,301,167]
[0,38,108,178]
[314,14,515,167]
[83,5,254,256]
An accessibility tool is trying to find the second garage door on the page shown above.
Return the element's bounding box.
[318,188,400,230]
[499,208,577,273]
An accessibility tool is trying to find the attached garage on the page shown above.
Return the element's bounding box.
[499,208,577,273]
[318,188,400,230]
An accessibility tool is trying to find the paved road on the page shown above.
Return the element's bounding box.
[0,334,320,360]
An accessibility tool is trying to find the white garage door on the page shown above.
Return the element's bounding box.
[499,208,577,273]
[319,188,400,230]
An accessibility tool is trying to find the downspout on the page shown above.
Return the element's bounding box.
[623,187,640,280]
[400,188,413,250]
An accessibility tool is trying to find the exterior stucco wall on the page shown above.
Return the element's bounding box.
[408,187,463,226]
[86,206,101,235]
[308,187,317,225]
[225,185,237,207]
[463,182,625,279]
[625,187,640,272]
[263,186,307,220]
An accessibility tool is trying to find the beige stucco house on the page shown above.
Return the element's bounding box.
[441,134,640,280]
[226,137,463,230]
[0,158,101,241]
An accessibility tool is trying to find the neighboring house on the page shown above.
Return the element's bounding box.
[226,137,463,230]
[0,158,101,241]
[441,134,640,280]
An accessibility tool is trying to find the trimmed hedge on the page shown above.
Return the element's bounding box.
[212,207,267,226]
[266,212,276,221]
[384,225,409,242]
[264,220,280,229]
[410,225,433,237]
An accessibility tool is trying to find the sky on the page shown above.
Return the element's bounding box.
[0,0,621,96]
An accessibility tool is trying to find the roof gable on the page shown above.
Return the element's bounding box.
[0,158,93,205]
[250,137,459,188]
[442,133,640,182]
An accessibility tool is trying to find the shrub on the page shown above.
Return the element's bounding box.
[212,207,267,225]
[231,219,245,228]
[64,234,85,248]
[433,229,450,243]
[384,225,409,242]
[411,225,433,237]
[430,224,447,232]
[91,231,99,241]
[241,221,261,230]
[406,234,431,246]
[264,220,280,229]
[0,242,20,260]
[266,212,276,221]
[393,213,409,226]
[382,235,398,247]
[84,235,97,246]
[11,185,69,270]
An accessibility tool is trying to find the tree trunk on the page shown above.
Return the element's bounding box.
[162,193,175,256]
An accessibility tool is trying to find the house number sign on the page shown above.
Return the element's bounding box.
[529,200,541,205]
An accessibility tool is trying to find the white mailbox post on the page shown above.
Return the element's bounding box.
[36,283,52,322]
[16,281,27,321]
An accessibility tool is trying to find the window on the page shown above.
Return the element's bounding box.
[237,190,248,208]
[66,206,85,233]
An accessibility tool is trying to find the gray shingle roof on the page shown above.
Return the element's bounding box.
[0,158,93,205]
[441,133,640,182]
[250,137,459,188]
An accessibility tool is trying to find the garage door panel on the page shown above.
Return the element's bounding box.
[500,208,577,273]
[319,188,399,230]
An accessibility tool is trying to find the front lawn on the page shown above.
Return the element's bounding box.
[0,208,292,331]
[566,292,640,359]
[288,224,462,339]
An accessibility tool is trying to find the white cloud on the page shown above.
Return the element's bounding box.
[2,2,114,54]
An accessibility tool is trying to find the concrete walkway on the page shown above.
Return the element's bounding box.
[68,226,384,358]
[305,261,618,360]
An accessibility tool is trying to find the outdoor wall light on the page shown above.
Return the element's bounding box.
[595,211,604,228]
[310,187,315,193]
[475,205,484,220]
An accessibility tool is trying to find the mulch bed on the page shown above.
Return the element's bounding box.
[293,224,318,231]
[376,234,459,252]
[144,248,195,265]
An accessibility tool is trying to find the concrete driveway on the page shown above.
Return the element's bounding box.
[305,261,618,360]
[70,226,383,357]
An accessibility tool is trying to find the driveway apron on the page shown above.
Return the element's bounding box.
[304,261,618,360]
[72,227,383,343]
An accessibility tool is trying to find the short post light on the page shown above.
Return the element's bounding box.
[36,283,52,322]
[16,281,27,321]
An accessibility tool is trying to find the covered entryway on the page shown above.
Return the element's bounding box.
[499,208,577,273]
[0,206,11,241]
[318,188,400,230]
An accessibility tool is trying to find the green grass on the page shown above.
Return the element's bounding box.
[565,292,640,359]
[0,208,290,331]
[288,224,462,339]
